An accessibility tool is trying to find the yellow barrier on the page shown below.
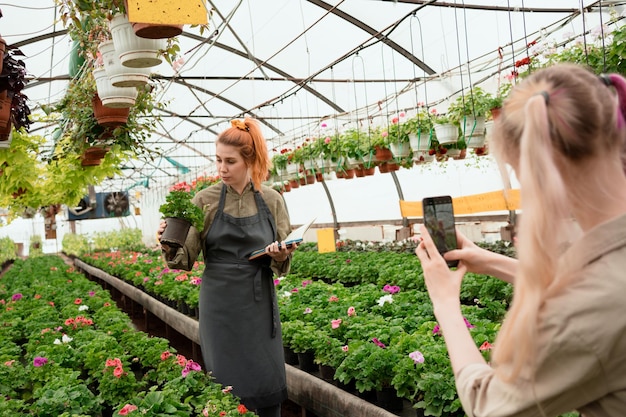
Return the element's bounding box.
[127,0,208,25]
[399,189,521,217]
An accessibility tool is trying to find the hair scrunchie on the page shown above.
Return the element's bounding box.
[231,119,249,132]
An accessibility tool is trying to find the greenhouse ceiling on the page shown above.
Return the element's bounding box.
[3,0,622,193]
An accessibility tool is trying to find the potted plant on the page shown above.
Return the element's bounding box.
[405,109,434,152]
[385,114,412,160]
[158,181,205,249]
[431,110,459,146]
[0,45,32,143]
[447,87,493,147]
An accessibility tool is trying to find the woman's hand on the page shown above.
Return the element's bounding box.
[156,220,167,243]
[415,225,466,311]
[444,230,518,284]
[266,240,297,262]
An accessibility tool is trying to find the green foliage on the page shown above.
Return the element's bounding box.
[159,184,205,231]
[61,233,90,256]
[0,236,17,264]
[447,87,493,124]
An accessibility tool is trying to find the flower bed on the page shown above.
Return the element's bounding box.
[0,255,255,416]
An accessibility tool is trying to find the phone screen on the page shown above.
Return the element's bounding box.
[422,196,459,268]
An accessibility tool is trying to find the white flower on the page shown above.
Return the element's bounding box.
[78,305,89,311]
[377,294,394,306]
[62,334,73,343]
[282,291,292,298]
[53,338,61,345]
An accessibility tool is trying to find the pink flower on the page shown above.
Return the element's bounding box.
[331,319,342,329]
[324,136,331,144]
[88,291,95,297]
[392,117,399,124]
[113,366,124,378]
[328,296,339,302]
[382,131,388,137]
[409,350,425,364]
[432,324,441,336]
[371,338,386,349]
[347,306,356,317]
[341,345,349,352]
[33,356,48,367]
[303,308,312,314]
[383,284,400,294]
[11,293,22,301]
[479,341,493,351]
[463,317,475,329]
[160,351,172,361]
[190,277,202,285]
[118,404,138,415]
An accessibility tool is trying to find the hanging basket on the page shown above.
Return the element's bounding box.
[0,120,12,148]
[434,123,459,145]
[92,93,131,127]
[461,116,486,138]
[0,90,12,129]
[160,217,193,248]
[409,132,431,152]
[93,67,138,108]
[132,22,184,39]
[98,41,150,88]
[389,141,411,158]
[110,14,166,68]
[81,146,110,167]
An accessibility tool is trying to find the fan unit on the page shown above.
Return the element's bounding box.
[104,191,130,217]
[68,191,131,220]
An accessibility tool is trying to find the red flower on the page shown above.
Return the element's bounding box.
[237,404,248,414]
[514,56,531,67]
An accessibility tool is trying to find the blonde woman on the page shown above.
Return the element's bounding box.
[158,118,296,417]
[416,64,626,417]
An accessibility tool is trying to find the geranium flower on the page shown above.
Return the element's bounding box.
[331,319,342,329]
[74,298,82,304]
[463,317,475,329]
[222,385,233,394]
[371,338,386,349]
[409,350,425,364]
[33,356,48,367]
[376,294,393,306]
[11,293,22,301]
[328,296,339,302]
[347,306,356,317]
[479,341,493,351]
[161,351,172,361]
[113,366,125,378]
[303,308,312,314]
[88,291,95,297]
[432,324,441,336]
[341,345,349,352]
[383,284,400,294]
[237,404,248,414]
[78,305,89,311]
[118,404,138,415]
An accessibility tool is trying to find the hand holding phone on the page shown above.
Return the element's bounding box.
[422,195,459,268]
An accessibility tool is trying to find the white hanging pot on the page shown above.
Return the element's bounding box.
[98,41,150,88]
[466,134,486,148]
[110,14,166,68]
[93,67,137,108]
[434,123,459,145]
[389,141,411,158]
[462,116,486,137]
[409,131,431,151]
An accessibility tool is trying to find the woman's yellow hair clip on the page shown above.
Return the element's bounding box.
[231,119,249,132]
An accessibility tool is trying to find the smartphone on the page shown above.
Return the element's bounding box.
[422,196,459,267]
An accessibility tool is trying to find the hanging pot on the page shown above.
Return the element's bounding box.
[110,14,166,68]
[389,141,411,158]
[124,0,184,39]
[92,93,131,127]
[461,116,486,138]
[374,145,393,162]
[409,131,431,152]
[160,217,193,248]
[0,120,12,148]
[0,90,12,129]
[81,146,109,167]
[98,41,150,88]
[434,123,459,145]
[93,67,137,108]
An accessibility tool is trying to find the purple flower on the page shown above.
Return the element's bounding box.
[88,291,95,297]
[11,293,22,301]
[463,317,475,329]
[432,324,441,336]
[382,284,400,294]
[409,351,425,364]
[371,338,386,349]
[33,356,48,367]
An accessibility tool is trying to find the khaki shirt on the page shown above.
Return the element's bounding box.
[456,214,626,417]
[164,182,293,276]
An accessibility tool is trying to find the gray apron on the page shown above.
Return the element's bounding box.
[200,183,287,410]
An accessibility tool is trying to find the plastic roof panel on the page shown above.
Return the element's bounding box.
[0,0,617,192]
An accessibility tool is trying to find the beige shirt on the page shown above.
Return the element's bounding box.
[457,213,626,417]
[165,182,293,276]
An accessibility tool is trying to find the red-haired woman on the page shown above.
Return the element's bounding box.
[158,118,295,417]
